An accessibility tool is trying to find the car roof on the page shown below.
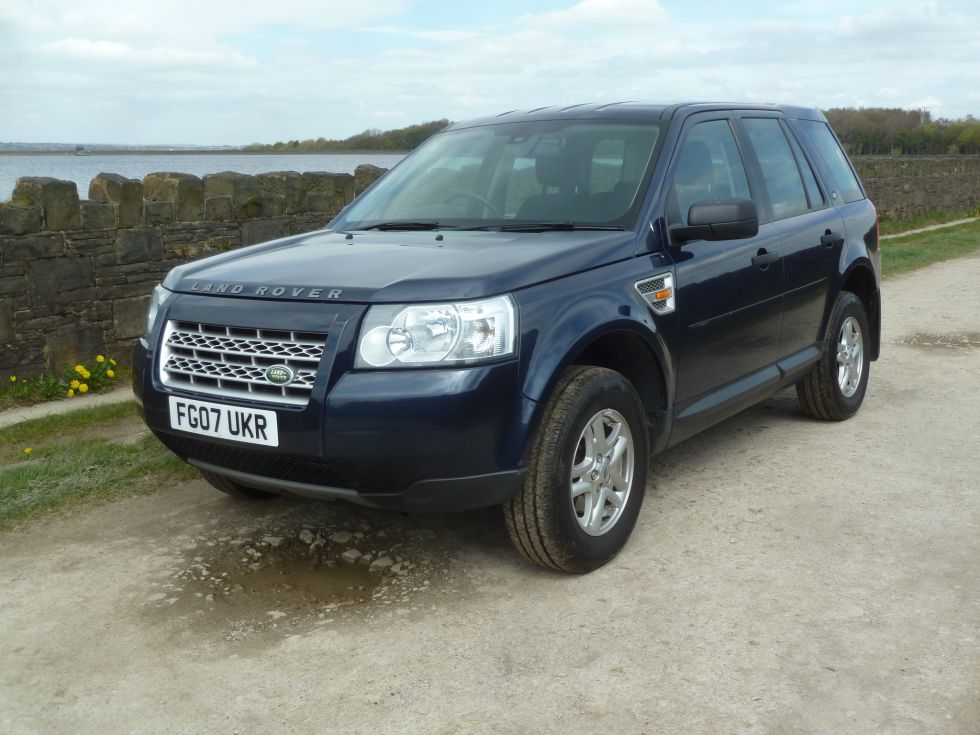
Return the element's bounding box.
[444,102,827,131]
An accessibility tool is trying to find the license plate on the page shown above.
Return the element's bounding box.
[168,396,279,447]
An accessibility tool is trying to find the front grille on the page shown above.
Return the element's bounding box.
[160,320,326,407]
[159,434,357,490]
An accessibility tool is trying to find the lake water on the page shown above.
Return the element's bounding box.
[0,152,406,201]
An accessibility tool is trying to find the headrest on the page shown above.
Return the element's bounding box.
[674,141,714,185]
[534,141,565,187]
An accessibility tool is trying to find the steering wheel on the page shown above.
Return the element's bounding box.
[443,192,502,218]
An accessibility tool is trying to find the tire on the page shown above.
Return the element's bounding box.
[505,366,649,573]
[796,291,871,421]
[200,470,278,500]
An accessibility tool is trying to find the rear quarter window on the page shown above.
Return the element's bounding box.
[797,120,864,204]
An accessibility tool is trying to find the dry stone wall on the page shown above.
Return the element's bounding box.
[852,156,980,220]
[0,166,386,376]
[0,156,978,377]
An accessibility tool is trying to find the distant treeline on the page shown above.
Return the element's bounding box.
[244,109,980,157]
[243,119,451,153]
[825,108,980,156]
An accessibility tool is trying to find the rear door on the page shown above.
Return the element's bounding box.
[736,114,844,357]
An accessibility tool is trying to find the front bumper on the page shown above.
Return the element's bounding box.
[134,296,536,512]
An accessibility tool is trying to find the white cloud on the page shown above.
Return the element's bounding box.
[42,38,257,68]
[911,96,943,111]
[521,0,668,29]
[0,0,978,144]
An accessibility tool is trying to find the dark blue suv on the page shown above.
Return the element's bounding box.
[135,102,881,572]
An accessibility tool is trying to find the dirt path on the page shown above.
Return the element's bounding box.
[2,255,978,735]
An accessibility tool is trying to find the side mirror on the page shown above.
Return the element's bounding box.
[670,198,759,243]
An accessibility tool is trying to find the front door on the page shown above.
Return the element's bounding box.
[659,116,784,420]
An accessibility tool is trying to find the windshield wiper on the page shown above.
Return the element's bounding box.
[495,222,625,233]
[359,221,448,231]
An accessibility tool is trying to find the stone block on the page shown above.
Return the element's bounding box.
[0,275,27,297]
[259,193,285,218]
[144,200,175,226]
[302,172,355,215]
[354,164,387,195]
[116,227,164,264]
[143,172,205,222]
[12,177,81,231]
[29,256,95,307]
[256,171,308,214]
[44,321,105,372]
[113,294,150,339]
[80,201,116,230]
[305,191,334,214]
[3,232,66,260]
[204,172,262,218]
[0,299,12,342]
[204,196,234,222]
[89,173,143,228]
[242,219,288,246]
[0,203,42,236]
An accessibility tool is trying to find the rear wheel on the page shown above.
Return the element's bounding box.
[796,291,871,421]
[505,366,649,573]
[201,470,278,500]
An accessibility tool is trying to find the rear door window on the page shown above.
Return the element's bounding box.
[743,118,810,220]
[797,120,865,204]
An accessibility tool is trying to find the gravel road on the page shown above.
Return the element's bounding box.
[2,254,978,734]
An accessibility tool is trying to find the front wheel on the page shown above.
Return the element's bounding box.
[796,291,871,421]
[505,366,649,573]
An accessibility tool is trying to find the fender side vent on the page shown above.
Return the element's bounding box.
[635,273,676,314]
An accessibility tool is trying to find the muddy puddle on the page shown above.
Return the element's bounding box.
[141,518,450,641]
[894,331,980,351]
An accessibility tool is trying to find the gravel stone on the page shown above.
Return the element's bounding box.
[341,549,362,564]
[370,557,395,573]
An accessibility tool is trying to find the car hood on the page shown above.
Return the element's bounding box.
[163,229,638,303]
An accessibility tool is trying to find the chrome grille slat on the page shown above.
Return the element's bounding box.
[160,321,326,407]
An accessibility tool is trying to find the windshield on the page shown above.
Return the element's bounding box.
[333,119,664,231]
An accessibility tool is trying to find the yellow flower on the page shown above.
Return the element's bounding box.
[70,379,80,389]
[81,369,91,380]
[96,355,105,363]
[23,447,32,457]
[67,388,75,397]
[106,370,115,378]
[78,383,89,394]
[110,358,117,366]
[8,375,15,382]
[74,364,86,375]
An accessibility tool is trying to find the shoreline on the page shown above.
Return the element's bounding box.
[0,149,409,157]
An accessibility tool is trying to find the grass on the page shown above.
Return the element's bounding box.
[878,209,979,236]
[0,401,196,529]
[881,219,980,277]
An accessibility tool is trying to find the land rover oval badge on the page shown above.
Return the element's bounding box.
[265,365,295,386]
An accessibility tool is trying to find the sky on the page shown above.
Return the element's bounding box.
[1,0,978,145]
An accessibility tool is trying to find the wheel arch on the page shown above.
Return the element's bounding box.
[522,321,673,459]
[839,260,881,360]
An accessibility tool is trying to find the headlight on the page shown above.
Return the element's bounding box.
[145,284,170,336]
[356,295,517,368]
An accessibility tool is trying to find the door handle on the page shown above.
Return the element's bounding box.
[821,232,844,248]
[752,248,780,269]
